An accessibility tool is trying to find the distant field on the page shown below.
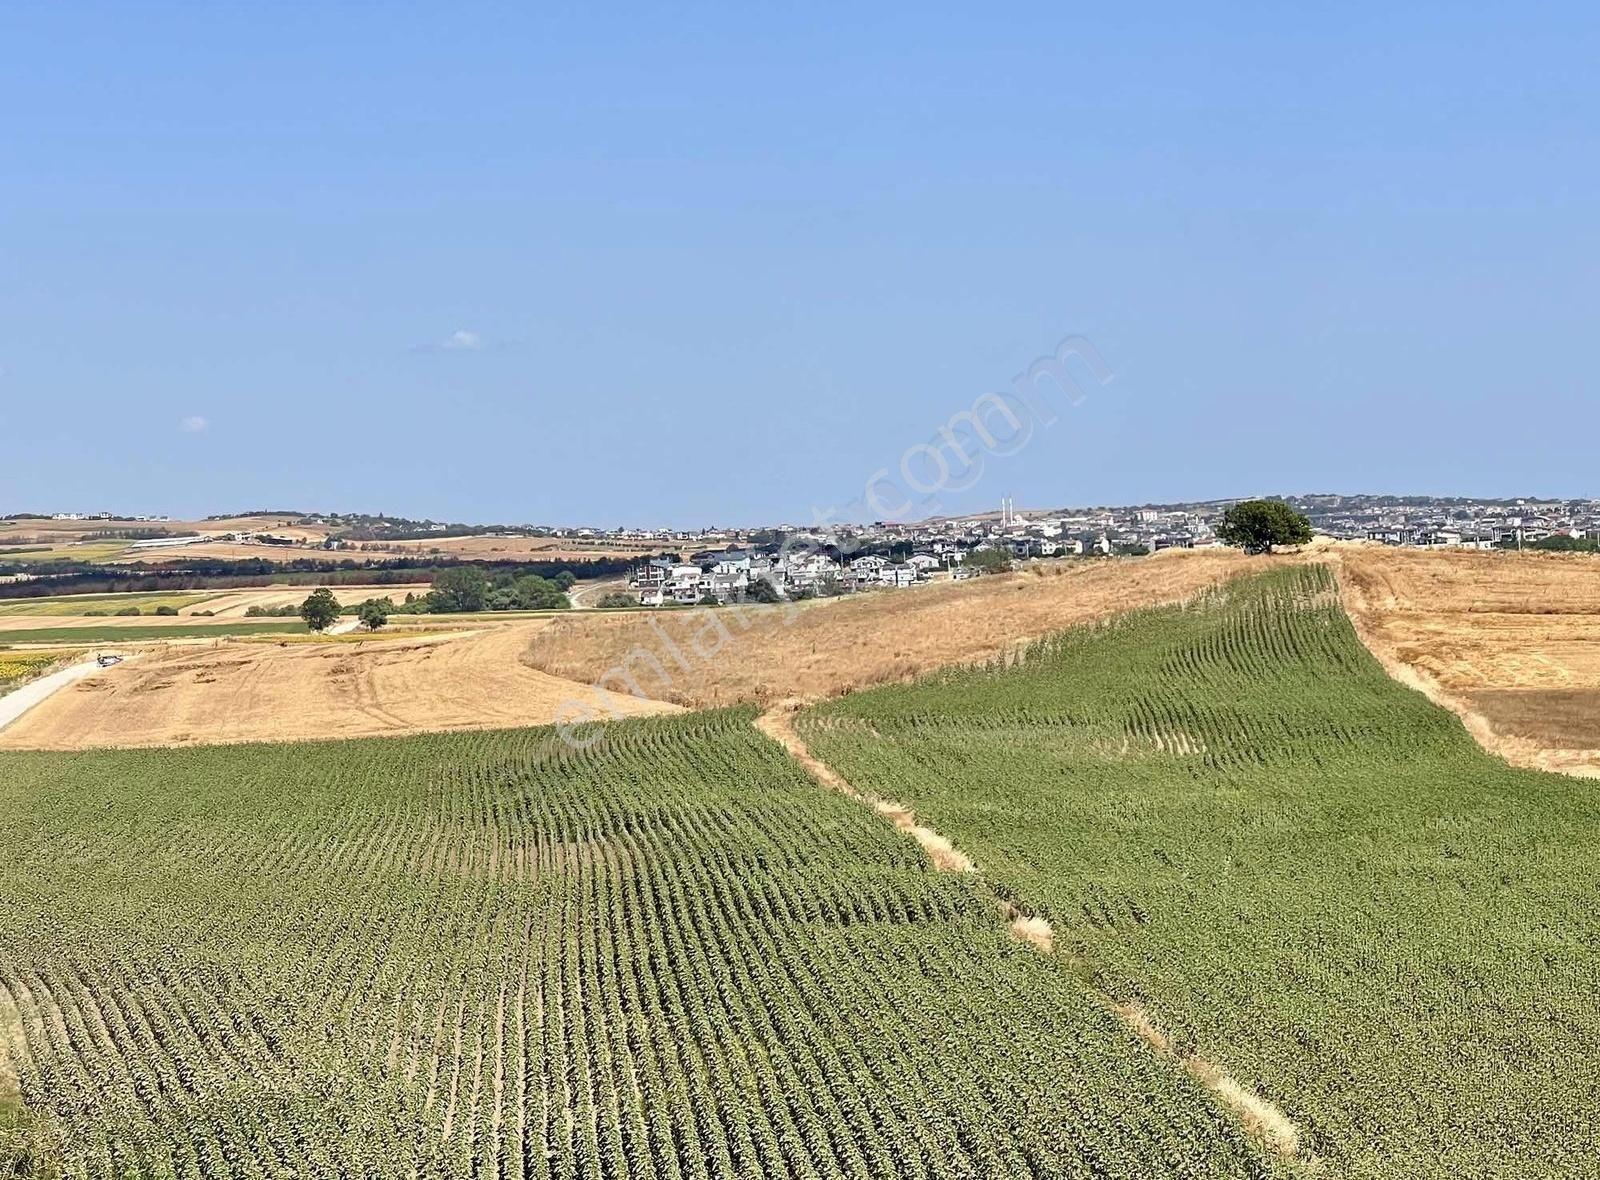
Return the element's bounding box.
[374,534,665,561]
[198,583,434,617]
[800,566,1600,1178]
[0,591,219,617]
[0,621,307,646]
[0,621,671,749]
[0,712,1278,1177]
[0,541,131,564]
[1335,545,1600,775]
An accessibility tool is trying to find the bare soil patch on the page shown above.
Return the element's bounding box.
[1464,689,1600,750]
[530,549,1280,708]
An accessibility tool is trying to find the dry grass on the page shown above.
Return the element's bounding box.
[1333,544,1600,776]
[0,622,676,751]
[527,549,1281,708]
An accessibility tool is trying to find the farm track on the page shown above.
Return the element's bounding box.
[754,701,1308,1167]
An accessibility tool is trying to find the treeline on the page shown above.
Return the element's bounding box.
[0,553,667,602]
[389,567,573,613]
[1526,535,1599,552]
[204,509,308,519]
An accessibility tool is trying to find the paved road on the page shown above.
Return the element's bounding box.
[0,656,133,734]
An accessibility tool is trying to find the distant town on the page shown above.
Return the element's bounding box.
[33,492,1600,552]
[16,493,1597,609]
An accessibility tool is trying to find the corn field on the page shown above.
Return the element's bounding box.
[802,566,1600,1179]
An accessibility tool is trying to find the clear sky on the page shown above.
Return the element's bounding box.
[2,3,1596,526]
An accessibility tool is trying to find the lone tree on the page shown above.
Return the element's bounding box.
[357,597,392,631]
[1216,500,1313,555]
[299,587,341,632]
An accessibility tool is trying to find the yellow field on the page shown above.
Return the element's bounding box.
[0,592,219,618]
[194,584,434,616]
[0,650,81,692]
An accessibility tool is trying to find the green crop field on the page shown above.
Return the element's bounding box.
[800,566,1600,1179]
[0,621,307,646]
[0,592,220,618]
[1,564,1592,1178]
[0,714,1280,1179]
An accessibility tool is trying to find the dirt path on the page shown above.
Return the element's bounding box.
[567,579,629,610]
[0,980,27,1108]
[754,700,973,872]
[753,701,1308,1166]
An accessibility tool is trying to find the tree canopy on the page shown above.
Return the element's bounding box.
[357,598,393,630]
[298,588,341,632]
[1216,500,1313,554]
[963,548,1011,574]
[428,566,489,613]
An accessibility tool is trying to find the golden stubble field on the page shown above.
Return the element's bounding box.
[525,548,1285,708]
[1333,544,1600,776]
[0,621,676,751]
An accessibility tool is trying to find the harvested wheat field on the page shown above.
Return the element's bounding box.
[0,621,676,750]
[526,548,1282,708]
[0,612,267,636]
[192,583,434,616]
[1333,544,1600,776]
[108,540,362,564]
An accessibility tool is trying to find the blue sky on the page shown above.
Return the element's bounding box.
[2,3,1596,526]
